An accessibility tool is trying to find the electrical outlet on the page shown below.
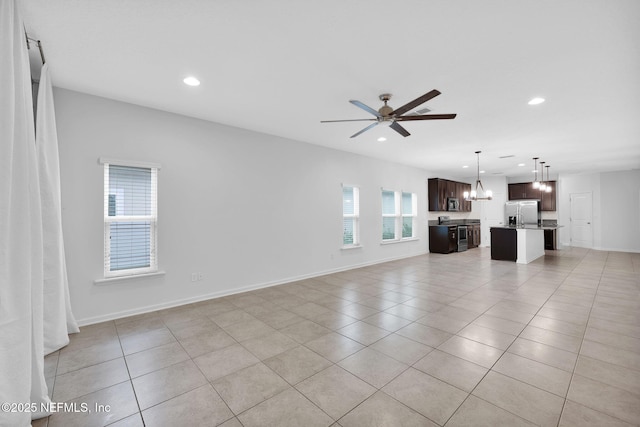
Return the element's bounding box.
[191,273,197,282]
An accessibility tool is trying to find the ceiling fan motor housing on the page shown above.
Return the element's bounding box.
[378,105,394,117]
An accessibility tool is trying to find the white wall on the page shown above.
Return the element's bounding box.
[600,170,640,252]
[55,89,431,325]
[475,176,508,247]
[558,170,640,252]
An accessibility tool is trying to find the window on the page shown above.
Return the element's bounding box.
[102,161,158,278]
[381,189,416,241]
[382,190,397,240]
[402,192,416,238]
[342,186,360,247]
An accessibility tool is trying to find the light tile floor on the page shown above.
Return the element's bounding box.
[34,247,640,426]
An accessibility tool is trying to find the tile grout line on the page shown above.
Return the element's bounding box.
[116,321,146,427]
[440,250,593,426]
[555,249,606,421]
[555,250,639,427]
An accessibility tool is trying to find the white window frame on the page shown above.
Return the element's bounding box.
[342,185,360,248]
[381,189,398,241]
[101,158,160,278]
[381,189,417,243]
[401,191,417,239]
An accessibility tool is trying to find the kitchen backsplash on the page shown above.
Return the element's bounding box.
[428,208,556,221]
[427,211,474,221]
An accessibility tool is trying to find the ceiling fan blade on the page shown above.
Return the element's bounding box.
[320,118,377,123]
[349,100,382,117]
[350,122,379,138]
[391,90,441,117]
[389,121,410,137]
[396,113,457,121]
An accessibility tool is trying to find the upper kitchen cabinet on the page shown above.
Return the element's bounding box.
[429,178,447,211]
[540,181,556,211]
[508,183,537,200]
[508,181,557,211]
[428,178,472,212]
[456,182,472,212]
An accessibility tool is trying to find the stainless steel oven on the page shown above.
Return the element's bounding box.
[457,225,468,252]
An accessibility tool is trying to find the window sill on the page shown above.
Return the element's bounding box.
[341,244,362,250]
[380,238,419,245]
[94,270,165,285]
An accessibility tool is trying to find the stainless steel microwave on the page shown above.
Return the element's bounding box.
[447,197,460,211]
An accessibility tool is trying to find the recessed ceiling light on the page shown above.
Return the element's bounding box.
[528,97,545,105]
[462,165,469,168]
[377,137,387,142]
[518,163,525,167]
[480,170,485,174]
[183,76,200,86]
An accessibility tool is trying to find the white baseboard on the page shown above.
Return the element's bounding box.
[559,242,640,254]
[77,250,428,326]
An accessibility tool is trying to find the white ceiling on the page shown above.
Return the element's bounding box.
[22,0,640,179]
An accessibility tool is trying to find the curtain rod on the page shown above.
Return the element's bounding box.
[24,28,46,64]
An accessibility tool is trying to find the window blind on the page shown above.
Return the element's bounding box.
[343,186,359,246]
[104,163,158,277]
[402,192,415,238]
[381,190,397,240]
[382,190,416,241]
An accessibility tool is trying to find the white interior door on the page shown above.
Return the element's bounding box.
[570,192,593,248]
[482,192,505,247]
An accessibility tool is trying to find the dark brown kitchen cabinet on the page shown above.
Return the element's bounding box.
[508,183,538,200]
[456,182,472,212]
[429,225,457,253]
[428,178,472,212]
[544,228,557,250]
[467,224,481,248]
[490,227,517,262]
[540,181,556,211]
[428,179,447,212]
[508,181,557,211]
[508,183,526,200]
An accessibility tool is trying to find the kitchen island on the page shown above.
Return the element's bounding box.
[490,226,558,264]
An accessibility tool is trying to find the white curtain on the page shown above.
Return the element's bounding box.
[1,1,57,425]
[37,63,80,354]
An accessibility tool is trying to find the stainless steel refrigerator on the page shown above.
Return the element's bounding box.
[505,200,541,227]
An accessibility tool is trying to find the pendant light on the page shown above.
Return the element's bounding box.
[464,151,492,201]
[545,165,552,192]
[539,161,547,192]
[532,157,540,189]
